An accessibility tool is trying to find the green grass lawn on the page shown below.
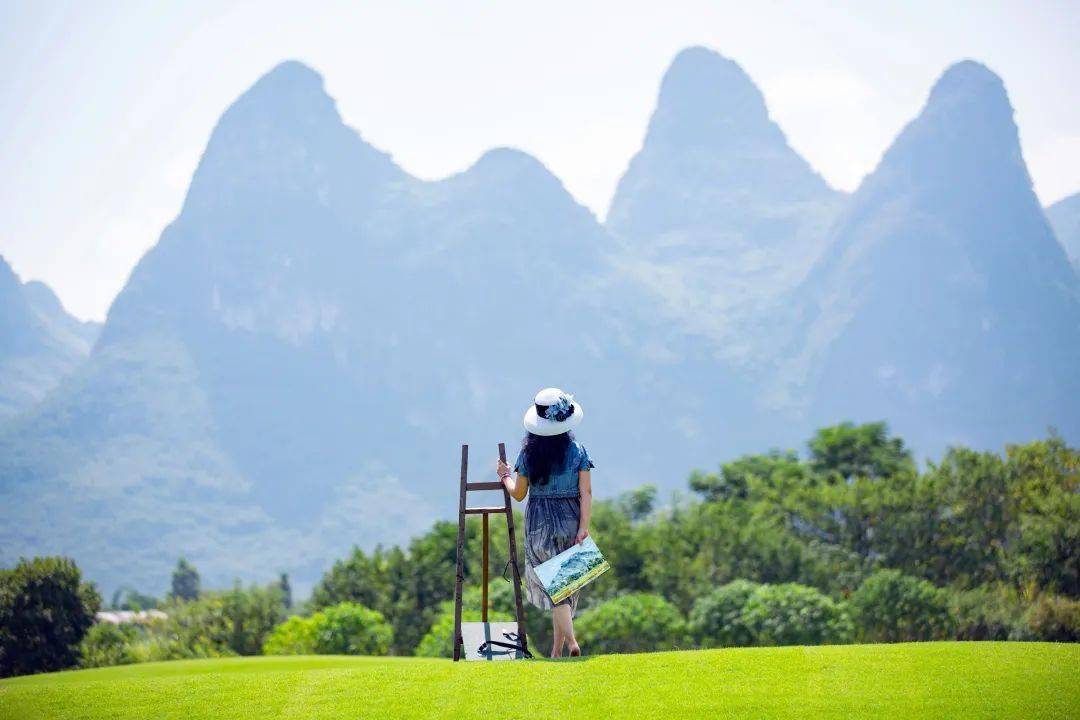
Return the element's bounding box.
[1,642,1076,719]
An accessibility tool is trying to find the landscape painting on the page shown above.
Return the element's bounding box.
[534,537,611,605]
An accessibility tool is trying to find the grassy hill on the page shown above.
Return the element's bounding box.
[1,642,1076,719]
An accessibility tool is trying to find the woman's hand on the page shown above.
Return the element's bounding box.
[575,527,589,545]
[496,459,511,479]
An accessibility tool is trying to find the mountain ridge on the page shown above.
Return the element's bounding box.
[0,255,100,420]
[792,60,1080,450]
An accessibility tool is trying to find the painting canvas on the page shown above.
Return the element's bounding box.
[533,536,610,604]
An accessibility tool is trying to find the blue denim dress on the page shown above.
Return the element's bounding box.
[514,440,595,612]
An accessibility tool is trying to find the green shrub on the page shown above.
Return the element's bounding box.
[740,583,853,646]
[313,603,393,655]
[1022,595,1080,642]
[849,570,953,642]
[80,623,138,668]
[264,602,392,656]
[0,556,101,677]
[689,580,760,648]
[262,615,320,655]
[575,593,686,654]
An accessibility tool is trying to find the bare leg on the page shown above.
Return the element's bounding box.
[553,604,580,657]
[551,613,564,658]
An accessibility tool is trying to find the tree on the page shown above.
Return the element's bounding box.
[618,485,658,521]
[1005,435,1080,596]
[311,548,387,611]
[0,556,101,677]
[278,573,293,610]
[808,422,913,482]
[691,450,807,501]
[575,594,686,654]
[220,582,286,655]
[170,558,200,601]
[848,570,953,642]
[109,587,159,610]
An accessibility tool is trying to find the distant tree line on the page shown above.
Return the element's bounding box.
[309,423,1080,653]
[2,423,1077,676]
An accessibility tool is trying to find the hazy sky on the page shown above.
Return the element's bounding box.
[2,0,1078,321]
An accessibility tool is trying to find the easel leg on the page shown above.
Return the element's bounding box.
[499,442,529,657]
[481,513,489,623]
[452,444,468,661]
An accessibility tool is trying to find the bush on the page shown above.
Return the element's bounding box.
[0,557,101,677]
[575,594,685,654]
[849,570,953,642]
[263,602,392,656]
[740,583,853,646]
[689,580,760,648]
[263,615,320,655]
[948,585,1026,641]
[314,603,393,655]
[1022,595,1080,642]
[80,623,138,668]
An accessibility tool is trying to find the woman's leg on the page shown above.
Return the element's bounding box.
[550,613,564,658]
[553,604,579,656]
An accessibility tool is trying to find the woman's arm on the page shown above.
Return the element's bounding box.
[576,470,592,544]
[497,459,529,502]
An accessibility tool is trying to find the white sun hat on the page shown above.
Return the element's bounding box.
[523,387,583,436]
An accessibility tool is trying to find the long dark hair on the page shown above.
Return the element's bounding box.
[521,431,573,486]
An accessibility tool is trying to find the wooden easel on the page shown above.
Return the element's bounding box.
[452,442,529,661]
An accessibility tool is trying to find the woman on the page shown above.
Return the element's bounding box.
[497,387,594,658]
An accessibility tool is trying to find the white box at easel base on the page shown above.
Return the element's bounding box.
[461,621,525,661]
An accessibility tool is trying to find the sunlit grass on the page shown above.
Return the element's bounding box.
[1,642,1076,719]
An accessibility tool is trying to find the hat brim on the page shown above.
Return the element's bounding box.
[523,402,584,436]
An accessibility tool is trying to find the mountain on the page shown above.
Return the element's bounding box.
[607,47,844,370]
[792,61,1080,450]
[0,61,625,596]
[1047,192,1080,272]
[0,255,99,419]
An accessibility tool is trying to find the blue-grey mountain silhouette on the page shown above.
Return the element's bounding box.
[0,255,99,419]
[792,61,1080,450]
[608,47,844,367]
[1047,192,1080,273]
